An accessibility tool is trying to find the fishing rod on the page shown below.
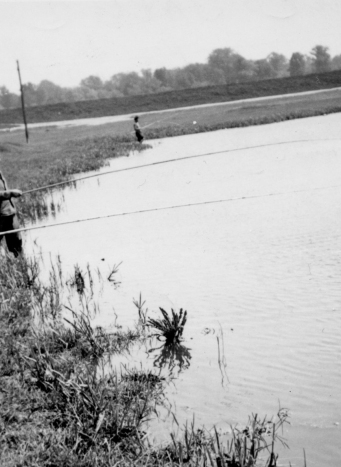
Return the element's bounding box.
[22,138,340,195]
[2,183,341,237]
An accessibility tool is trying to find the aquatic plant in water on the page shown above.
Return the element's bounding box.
[148,307,187,345]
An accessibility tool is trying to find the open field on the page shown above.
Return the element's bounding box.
[1,69,341,125]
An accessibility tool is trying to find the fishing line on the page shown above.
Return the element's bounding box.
[22,138,341,195]
[3,183,341,236]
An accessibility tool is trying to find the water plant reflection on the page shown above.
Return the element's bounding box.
[148,339,192,373]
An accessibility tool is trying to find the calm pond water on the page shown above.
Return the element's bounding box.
[25,114,341,466]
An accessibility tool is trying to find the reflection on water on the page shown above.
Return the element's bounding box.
[148,339,192,373]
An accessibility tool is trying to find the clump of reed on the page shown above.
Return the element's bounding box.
[133,292,149,327]
[163,408,290,467]
[148,307,187,345]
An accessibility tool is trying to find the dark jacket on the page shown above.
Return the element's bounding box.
[0,174,16,217]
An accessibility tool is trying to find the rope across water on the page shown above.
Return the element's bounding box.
[1,137,338,236]
[3,183,341,236]
[22,138,341,195]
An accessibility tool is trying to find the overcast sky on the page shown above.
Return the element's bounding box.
[1,0,340,92]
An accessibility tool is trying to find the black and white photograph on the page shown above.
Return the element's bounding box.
[0,1,340,466]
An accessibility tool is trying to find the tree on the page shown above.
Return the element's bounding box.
[311,45,331,73]
[182,63,209,86]
[154,68,168,85]
[267,53,288,78]
[254,59,276,80]
[139,69,162,94]
[0,86,19,109]
[232,55,256,82]
[208,48,237,83]
[304,55,314,74]
[109,72,143,96]
[22,82,38,106]
[205,66,226,85]
[36,80,64,105]
[80,75,103,91]
[289,52,306,76]
[331,55,341,71]
[172,68,196,89]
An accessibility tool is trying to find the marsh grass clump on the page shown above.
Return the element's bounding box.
[148,308,187,345]
[163,408,289,467]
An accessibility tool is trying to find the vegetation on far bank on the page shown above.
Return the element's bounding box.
[0,43,339,111]
[1,68,341,125]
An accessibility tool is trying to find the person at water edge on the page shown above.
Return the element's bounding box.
[0,171,23,257]
[133,116,144,143]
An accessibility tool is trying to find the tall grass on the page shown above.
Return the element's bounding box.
[0,253,166,466]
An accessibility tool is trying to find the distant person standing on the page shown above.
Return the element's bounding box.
[133,116,144,143]
[0,171,23,257]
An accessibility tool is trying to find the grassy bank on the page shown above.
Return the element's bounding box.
[139,102,341,141]
[1,69,341,124]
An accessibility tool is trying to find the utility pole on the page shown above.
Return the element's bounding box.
[16,60,29,143]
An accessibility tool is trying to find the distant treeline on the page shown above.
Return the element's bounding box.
[1,45,340,110]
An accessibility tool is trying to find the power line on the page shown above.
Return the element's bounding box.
[22,138,341,195]
[3,183,341,237]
